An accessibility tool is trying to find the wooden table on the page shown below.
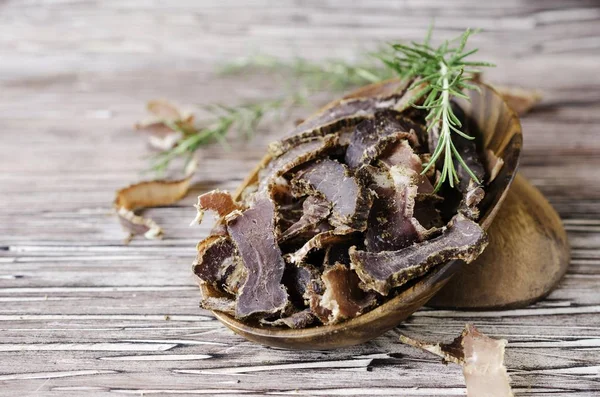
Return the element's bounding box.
[1,1,599,395]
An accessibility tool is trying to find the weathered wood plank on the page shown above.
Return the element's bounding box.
[0,0,599,395]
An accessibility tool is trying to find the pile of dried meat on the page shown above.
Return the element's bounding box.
[192,80,490,328]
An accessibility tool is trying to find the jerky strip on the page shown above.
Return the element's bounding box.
[363,165,422,252]
[227,198,288,318]
[350,214,488,295]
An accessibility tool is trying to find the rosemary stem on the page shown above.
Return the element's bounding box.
[439,61,454,189]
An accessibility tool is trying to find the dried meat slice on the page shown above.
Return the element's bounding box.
[363,165,437,252]
[345,109,422,169]
[258,134,339,194]
[193,236,235,285]
[363,165,420,252]
[193,235,246,296]
[319,263,378,324]
[227,197,288,318]
[350,214,488,295]
[287,229,351,265]
[199,284,236,316]
[455,137,485,195]
[379,139,434,194]
[451,103,487,219]
[269,80,415,156]
[279,196,331,242]
[292,159,373,231]
[282,263,320,308]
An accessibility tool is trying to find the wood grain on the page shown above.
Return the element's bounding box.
[1,0,599,395]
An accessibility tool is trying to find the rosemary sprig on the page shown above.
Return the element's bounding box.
[149,99,284,174]
[148,28,492,186]
[383,28,494,191]
[219,53,395,92]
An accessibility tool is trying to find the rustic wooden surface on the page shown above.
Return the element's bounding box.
[1,1,599,395]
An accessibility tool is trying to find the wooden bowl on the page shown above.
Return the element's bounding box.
[428,173,570,309]
[203,79,523,349]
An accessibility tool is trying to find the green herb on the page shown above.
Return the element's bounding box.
[149,99,284,174]
[219,53,395,93]
[148,28,492,187]
[382,27,494,191]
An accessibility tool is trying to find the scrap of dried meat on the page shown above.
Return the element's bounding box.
[399,324,513,397]
[455,137,485,195]
[350,214,488,295]
[227,198,289,318]
[114,171,193,242]
[319,263,377,324]
[462,325,513,397]
[147,99,184,120]
[459,185,485,220]
[485,149,505,184]
[292,159,373,231]
[306,281,331,324]
[190,189,240,226]
[260,309,316,329]
[345,110,421,169]
[279,196,331,242]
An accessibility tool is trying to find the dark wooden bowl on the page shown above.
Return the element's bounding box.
[428,173,570,309]
[202,79,523,349]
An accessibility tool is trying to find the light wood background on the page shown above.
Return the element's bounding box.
[1,1,599,395]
